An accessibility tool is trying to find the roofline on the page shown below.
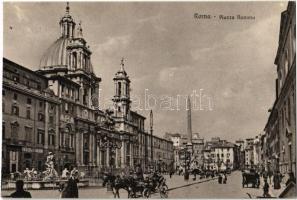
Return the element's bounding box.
[3,58,48,80]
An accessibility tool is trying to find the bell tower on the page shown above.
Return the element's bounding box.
[112,58,131,118]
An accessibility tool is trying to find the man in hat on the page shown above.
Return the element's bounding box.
[10,180,32,198]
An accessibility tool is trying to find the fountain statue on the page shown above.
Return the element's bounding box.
[43,152,59,181]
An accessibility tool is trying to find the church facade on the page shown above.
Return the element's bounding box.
[2,3,174,176]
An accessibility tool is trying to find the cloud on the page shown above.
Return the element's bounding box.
[95,35,131,56]
[14,5,28,22]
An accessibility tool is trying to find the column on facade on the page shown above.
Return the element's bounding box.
[79,85,83,105]
[44,101,49,150]
[88,133,92,165]
[92,134,96,165]
[80,131,84,165]
[88,87,92,107]
[115,82,117,97]
[96,140,100,166]
[106,146,110,167]
[93,83,99,109]
[75,129,80,166]
[55,105,59,151]
[130,143,133,168]
[80,52,84,69]
[69,52,72,70]
[115,146,119,168]
[69,23,73,38]
[121,140,126,168]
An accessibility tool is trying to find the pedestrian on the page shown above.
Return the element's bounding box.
[218,173,222,184]
[10,180,32,198]
[263,179,271,198]
[169,169,173,179]
[61,171,79,198]
[273,171,281,189]
[223,173,227,184]
[286,172,296,186]
[268,170,273,184]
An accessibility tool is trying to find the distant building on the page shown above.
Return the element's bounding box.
[202,137,236,171]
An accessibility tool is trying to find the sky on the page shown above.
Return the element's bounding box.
[3,1,287,142]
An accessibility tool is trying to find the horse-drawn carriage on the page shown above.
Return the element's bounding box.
[102,172,169,198]
[242,170,260,188]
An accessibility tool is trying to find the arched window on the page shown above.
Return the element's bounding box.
[118,82,121,96]
[72,52,77,69]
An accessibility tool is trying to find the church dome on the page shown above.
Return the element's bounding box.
[39,37,71,69]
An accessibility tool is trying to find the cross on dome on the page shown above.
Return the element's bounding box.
[120,57,125,71]
[66,2,70,15]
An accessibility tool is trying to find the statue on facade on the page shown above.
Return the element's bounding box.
[43,152,59,180]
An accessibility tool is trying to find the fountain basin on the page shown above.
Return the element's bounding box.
[2,179,89,190]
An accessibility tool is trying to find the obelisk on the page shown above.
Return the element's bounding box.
[150,110,153,166]
[187,96,192,145]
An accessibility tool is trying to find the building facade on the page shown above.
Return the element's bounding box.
[274,1,296,175]
[2,59,60,174]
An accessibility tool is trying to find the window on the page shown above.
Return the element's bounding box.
[69,134,74,148]
[25,127,32,142]
[13,93,18,100]
[26,107,31,119]
[72,52,77,69]
[49,116,54,124]
[11,123,19,139]
[38,113,44,122]
[2,90,5,96]
[11,105,19,116]
[37,130,45,144]
[48,131,55,146]
[39,101,43,108]
[27,98,31,105]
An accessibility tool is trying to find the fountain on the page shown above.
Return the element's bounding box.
[2,152,89,190]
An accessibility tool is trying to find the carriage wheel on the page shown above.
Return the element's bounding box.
[143,188,151,198]
[159,185,169,198]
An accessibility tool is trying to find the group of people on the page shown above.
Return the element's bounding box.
[261,170,296,197]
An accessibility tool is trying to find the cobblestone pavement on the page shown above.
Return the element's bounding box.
[1,171,286,198]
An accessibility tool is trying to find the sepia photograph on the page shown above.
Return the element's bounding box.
[1,0,296,198]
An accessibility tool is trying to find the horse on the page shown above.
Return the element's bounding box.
[102,174,131,198]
